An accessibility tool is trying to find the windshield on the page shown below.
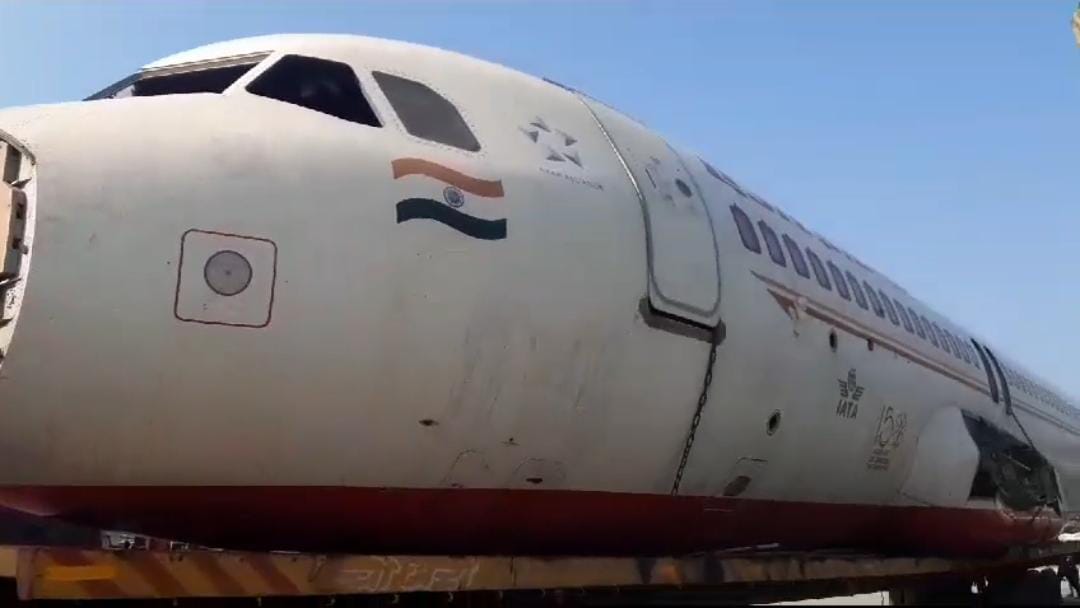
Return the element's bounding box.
[86,54,268,101]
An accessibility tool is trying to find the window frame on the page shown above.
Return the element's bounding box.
[758,221,787,267]
[931,322,950,353]
[87,53,270,101]
[730,205,761,254]
[246,53,382,127]
[893,297,913,332]
[372,70,481,152]
[828,262,850,300]
[945,331,964,361]
[783,234,810,278]
[949,333,969,363]
[920,315,938,345]
[806,249,831,290]
[877,290,900,326]
[907,308,925,338]
[846,271,869,310]
[863,281,886,318]
[964,343,979,368]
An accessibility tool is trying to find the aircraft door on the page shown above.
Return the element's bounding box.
[973,339,1012,413]
[579,97,721,327]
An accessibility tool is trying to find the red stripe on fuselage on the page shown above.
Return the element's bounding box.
[0,487,1063,558]
[754,272,990,396]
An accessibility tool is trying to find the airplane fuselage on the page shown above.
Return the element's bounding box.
[0,34,1073,556]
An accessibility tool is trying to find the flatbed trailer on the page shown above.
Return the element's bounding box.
[1,541,1079,605]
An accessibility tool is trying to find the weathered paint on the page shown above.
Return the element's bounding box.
[0,34,1073,559]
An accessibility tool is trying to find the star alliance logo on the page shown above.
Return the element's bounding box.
[520,116,583,168]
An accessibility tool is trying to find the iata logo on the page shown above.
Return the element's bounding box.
[836,368,864,419]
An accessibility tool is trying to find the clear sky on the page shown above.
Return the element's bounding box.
[1,1,1078,396]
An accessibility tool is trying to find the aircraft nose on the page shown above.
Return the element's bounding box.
[0,132,33,363]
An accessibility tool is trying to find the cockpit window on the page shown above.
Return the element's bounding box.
[87,61,261,101]
[373,71,481,152]
[247,54,381,127]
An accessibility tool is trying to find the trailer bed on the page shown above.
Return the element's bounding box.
[2,541,1079,603]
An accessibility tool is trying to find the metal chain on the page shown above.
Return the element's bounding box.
[671,325,722,495]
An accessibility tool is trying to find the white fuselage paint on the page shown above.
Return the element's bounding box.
[0,34,1074,529]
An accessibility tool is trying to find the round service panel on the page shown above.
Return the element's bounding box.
[203,250,253,297]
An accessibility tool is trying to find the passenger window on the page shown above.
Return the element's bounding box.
[730,206,761,253]
[863,281,885,318]
[947,333,960,359]
[806,249,831,290]
[908,308,925,338]
[894,301,914,332]
[920,315,938,345]
[878,290,900,326]
[758,222,787,267]
[828,262,850,300]
[931,323,950,353]
[845,272,868,310]
[964,343,979,368]
[373,71,480,152]
[950,333,970,363]
[783,235,810,278]
[247,55,381,127]
[941,330,954,352]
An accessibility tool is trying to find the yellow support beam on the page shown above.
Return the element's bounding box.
[10,543,1080,601]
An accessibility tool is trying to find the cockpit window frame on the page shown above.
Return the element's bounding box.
[372,70,482,153]
[245,53,383,128]
[86,51,272,101]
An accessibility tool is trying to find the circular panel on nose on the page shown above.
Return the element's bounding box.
[203,250,253,297]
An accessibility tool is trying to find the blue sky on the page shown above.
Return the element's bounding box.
[1,1,1078,396]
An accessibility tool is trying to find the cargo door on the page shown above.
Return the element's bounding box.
[579,96,721,327]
